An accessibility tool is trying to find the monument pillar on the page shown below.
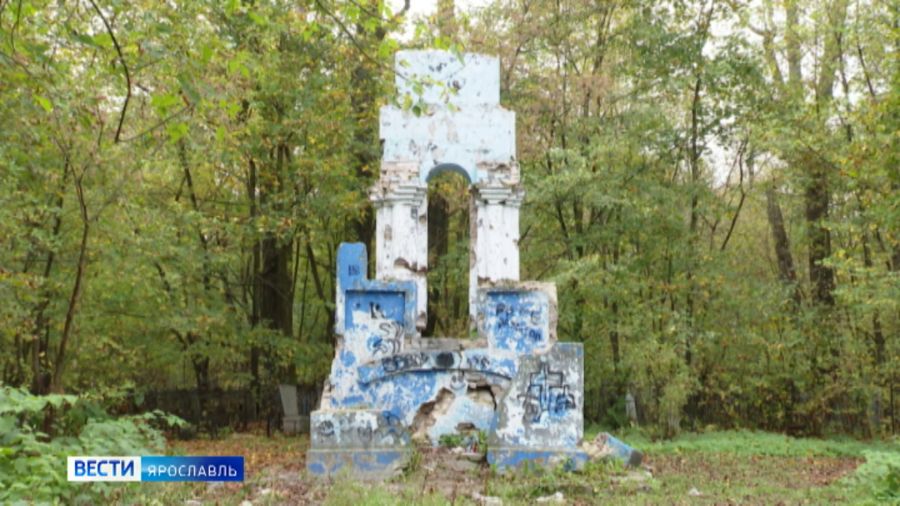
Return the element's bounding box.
[371,170,428,331]
[469,184,524,321]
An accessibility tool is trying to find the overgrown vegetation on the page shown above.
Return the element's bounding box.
[848,450,900,503]
[2,0,895,438]
[0,386,183,504]
[0,0,896,485]
[437,429,487,454]
[617,429,900,504]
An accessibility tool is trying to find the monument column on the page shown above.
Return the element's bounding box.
[371,173,428,331]
[469,183,525,321]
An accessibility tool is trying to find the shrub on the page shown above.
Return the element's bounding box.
[0,386,183,504]
[845,450,900,504]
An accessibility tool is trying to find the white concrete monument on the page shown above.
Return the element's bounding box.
[371,49,524,330]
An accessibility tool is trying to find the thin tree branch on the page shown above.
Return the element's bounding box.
[88,0,131,143]
[313,0,407,80]
[51,169,90,392]
[720,141,748,251]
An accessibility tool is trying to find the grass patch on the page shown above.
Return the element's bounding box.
[125,430,899,505]
[588,426,897,457]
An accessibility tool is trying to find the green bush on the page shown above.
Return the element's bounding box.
[0,386,183,504]
[845,450,900,504]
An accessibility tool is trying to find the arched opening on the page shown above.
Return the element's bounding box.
[424,169,470,337]
[425,163,472,185]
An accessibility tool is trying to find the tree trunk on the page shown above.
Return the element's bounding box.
[254,143,295,381]
[804,160,835,306]
[50,172,90,393]
[804,0,847,306]
[191,353,211,432]
[765,186,800,304]
[29,159,71,394]
[258,235,294,338]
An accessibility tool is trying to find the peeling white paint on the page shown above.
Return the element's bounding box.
[374,51,525,329]
[309,50,593,477]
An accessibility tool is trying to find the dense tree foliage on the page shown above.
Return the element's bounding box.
[1,0,896,437]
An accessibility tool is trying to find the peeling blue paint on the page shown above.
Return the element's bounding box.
[336,243,417,337]
[307,449,410,478]
[346,291,406,330]
[307,50,641,480]
[307,461,326,475]
[339,395,367,408]
[481,290,551,353]
[337,243,367,289]
[487,448,589,472]
[356,349,516,385]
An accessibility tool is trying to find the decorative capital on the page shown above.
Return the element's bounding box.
[473,184,525,207]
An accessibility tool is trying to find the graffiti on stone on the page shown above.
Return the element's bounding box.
[315,419,335,439]
[495,303,542,330]
[357,424,374,442]
[435,352,455,368]
[449,371,466,390]
[466,354,491,371]
[518,362,576,424]
[485,292,550,352]
[355,412,404,444]
[382,411,402,431]
[381,352,429,373]
[367,320,402,357]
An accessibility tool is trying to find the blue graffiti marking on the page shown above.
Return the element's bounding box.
[336,243,417,336]
[365,320,402,357]
[345,291,405,330]
[484,291,549,353]
[518,362,576,423]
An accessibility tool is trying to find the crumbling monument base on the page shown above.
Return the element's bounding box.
[306,49,637,478]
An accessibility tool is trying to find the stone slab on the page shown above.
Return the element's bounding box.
[334,243,417,338]
[310,409,409,449]
[487,448,590,472]
[477,285,557,353]
[582,432,644,467]
[490,342,584,449]
[306,448,410,479]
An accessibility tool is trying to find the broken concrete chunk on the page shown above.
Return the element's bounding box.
[472,492,503,506]
[535,491,565,503]
[581,432,644,467]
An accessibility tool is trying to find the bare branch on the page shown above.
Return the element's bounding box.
[88,0,131,143]
[313,0,406,80]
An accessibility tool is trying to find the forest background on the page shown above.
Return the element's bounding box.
[0,0,897,440]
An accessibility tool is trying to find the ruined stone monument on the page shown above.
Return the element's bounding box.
[307,50,590,478]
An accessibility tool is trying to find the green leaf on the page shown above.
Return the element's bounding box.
[33,95,53,113]
[166,122,189,143]
[177,75,200,105]
[247,11,267,26]
[151,93,180,114]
